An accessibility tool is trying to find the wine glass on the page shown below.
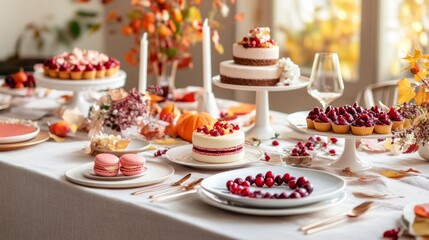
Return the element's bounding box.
[307,52,344,109]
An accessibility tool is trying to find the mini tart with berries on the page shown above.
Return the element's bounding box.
[313,113,331,132]
[58,65,70,79]
[83,64,96,80]
[331,115,351,134]
[192,121,244,164]
[306,107,322,129]
[351,113,375,136]
[284,145,313,167]
[374,113,392,134]
[233,27,279,66]
[70,65,83,80]
[387,107,404,131]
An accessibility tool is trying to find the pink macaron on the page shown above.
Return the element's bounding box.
[93,153,120,177]
[119,154,146,176]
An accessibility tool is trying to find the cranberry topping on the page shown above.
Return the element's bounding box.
[44,58,54,67]
[376,113,392,125]
[342,112,354,123]
[314,113,330,123]
[196,121,240,137]
[352,113,375,127]
[71,65,82,72]
[333,115,349,125]
[85,64,95,71]
[95,64,106,70]
[327,109,338,122]
[49,62,59,70]
[59,64,68,71]
[388,107,404,121]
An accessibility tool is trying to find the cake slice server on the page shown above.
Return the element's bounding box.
[131,173,191,195]
[149,178,204,199]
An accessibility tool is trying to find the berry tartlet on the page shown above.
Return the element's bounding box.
[351,113,375,136]
[282,145,313,167]
[306,107,321,129]
[388,107,404,131]
[313,113,331,132]
[331,115,351,134]
[374,112,392,134]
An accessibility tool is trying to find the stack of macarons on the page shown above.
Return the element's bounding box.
[93,153,146,177]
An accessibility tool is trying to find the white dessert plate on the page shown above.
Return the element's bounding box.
[403,201,429,237]
[65,161,174,188]
[199,189,346,216]
[0,121,40,144]
[212,75,309,92]
[82,167,147,181]
[201,165,346,208]
[0,79,31,96]
[286,111,393,139]
[165,144,264,170]
[91,138,151,156]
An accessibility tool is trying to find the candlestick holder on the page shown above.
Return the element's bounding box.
[197,91,219,118]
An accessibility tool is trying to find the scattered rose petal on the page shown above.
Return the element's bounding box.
[380,170,409,178]
[342,167,356,177]
[399,168,421,174]
[353,191,388,199]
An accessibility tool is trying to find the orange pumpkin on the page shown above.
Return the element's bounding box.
[159,104,180,123]
[175,111,215,142]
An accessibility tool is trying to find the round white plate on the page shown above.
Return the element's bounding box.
[65,161,174,188]
[286,111,393,139]
[34,70,126,91]
[82,167,147,181]
[0,123,40,144]
[91,138,151,156]
[165,144,264,170]
[403,201,429,236]
[212,75,309,92]
[201,165,346,208]
[0,79,31,96]
[199,189,346,216]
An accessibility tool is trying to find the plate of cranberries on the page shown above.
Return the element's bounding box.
[200,166,346,208]
[0,69,36,96]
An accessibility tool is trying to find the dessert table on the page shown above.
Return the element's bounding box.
[0,98,427,240]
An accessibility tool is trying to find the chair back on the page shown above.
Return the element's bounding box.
[355,80,399,108]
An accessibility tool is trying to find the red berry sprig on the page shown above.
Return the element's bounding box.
[153,148,168,157]
[264,152,271,161]
[196,121,240,137]
[383,227,400,240]
[225,171,314,199]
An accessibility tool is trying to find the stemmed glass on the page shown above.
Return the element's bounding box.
[307,52,344,109]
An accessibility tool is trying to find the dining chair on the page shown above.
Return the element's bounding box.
[355,79,399,108]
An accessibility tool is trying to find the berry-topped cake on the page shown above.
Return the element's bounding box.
[351,113,375,136]
[220,27,300,86]
[192,121,245,163]
[313,112,331,132]
[374,112,392,134]
[233,27,279,66]
[43,48,120,80]
[387,107,404,131]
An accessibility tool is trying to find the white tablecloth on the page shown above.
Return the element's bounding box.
[1,99,428,240]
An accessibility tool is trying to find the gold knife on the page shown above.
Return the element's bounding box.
[150,178,204,199]
[131,173,191,195]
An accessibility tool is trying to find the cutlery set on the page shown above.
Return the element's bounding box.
[131,173,203,202]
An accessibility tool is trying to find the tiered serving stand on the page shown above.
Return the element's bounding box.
[287,111,393,171]
[34,70,126,113]
[212,75,309,140]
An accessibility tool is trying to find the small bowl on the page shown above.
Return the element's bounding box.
[280,148,314,167]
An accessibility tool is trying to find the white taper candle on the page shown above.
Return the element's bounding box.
[202,19,212,93]
[138,32,148,93]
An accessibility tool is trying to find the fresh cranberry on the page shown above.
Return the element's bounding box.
[329,149,336,155]
[245,176,255,185]
[226,180,234,190]
[234,186,244,195]
[265,178,275,187]
[296,176,309,188]
[289,192,301,199]
[330,137,338,144]
[263,192,272,199]
[303,183,314,194]
[241,181,250,187]
[264,153,271,161]
[278,192,289,199]
[282,173,292,183]
[274,175,283,185]
[256,173,264,178]
[296,188,308,197]
[304,141,313,148]
[229,183,238,192]
[255,176,265,187]
[288,179,297,189]
[265,171,274,179]
[240,187,250,196]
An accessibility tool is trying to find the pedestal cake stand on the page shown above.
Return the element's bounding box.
[287,111,392,171]
[212,75,309,140]
[34,70,126,114]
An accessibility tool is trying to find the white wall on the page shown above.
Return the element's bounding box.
[0,0,105,59]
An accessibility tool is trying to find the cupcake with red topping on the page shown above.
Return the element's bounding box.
[306,107,322,129]
[95,63,106,78]
[83,64,96,80]
[58,64,70,79]
[105,60,115,77]
[48,62,59,78]
[331,115,351,134]
[351,113,375,136]
[70,65,83,80]
[374,112,392,134]
[43,58,54,76]
[313,112,331,132]
[387,107,404,131]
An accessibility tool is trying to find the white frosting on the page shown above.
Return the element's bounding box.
[220,60,280,79]
[247,27,271,43]
[192,130,245,163]
[276,58,301,86]
[233,44,279,60]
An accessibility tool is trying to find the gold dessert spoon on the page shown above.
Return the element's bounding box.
[131,173,192,195]
[149,178,204,199]
[300,201,374,234]
[150,178,204,202]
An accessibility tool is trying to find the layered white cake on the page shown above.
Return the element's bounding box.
[192,121,245,163]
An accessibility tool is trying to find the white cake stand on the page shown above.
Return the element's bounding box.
[287,111,393,171]
[212,75,309,140]
[34,70,126,114]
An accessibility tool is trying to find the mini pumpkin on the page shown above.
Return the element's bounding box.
[175,111,215,142]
